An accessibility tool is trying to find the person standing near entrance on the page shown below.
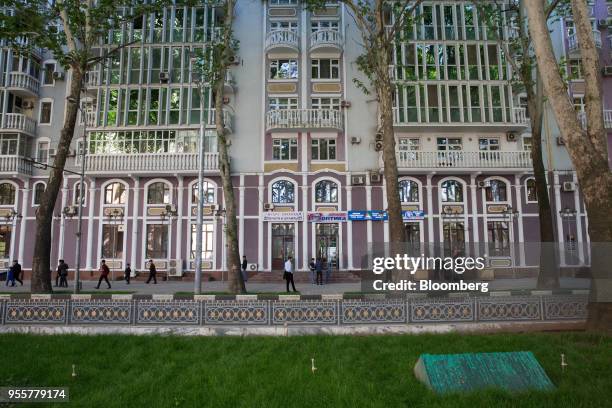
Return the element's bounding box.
[124,263,131,284]
[324,257,332,284]
[284,256,297,293]
[309,258,316,285]
[11,260,22,286]
[57,260,69,288]
[241,256,248,283]
[96,259,111,289]
[315,258,323,285]
[146,259,157,284]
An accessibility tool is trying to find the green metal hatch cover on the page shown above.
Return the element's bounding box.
[414,351,555,394]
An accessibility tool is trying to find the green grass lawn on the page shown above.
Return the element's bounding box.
[0,332,610,407]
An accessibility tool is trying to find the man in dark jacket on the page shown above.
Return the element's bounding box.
[315,258,323,285]
[146,259,157,284]
[95,259,111,289]
[241,256,248,283]
[124,263,131,284]
[11,260,22,286]
[57,260,69,288]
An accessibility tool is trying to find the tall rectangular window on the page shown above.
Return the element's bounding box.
[36,141,49,163]
[311,138,336,160]
[311,59,339,79]
[0,225,12,259]
[272,138,298,160]
[191,223,214,260]
[39,102,52,124]
[42,63,55,85]
[269,59,298,79]
[146,224,168,259]
[102,224,124,259]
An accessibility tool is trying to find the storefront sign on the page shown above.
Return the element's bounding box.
[307,211,347,223]
[487,204,509,214]
[348,210,425,221]
[262,211,304,222]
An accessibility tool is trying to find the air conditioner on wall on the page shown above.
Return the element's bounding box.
[370,172,382,183]
[350,136,361,144]
[247,263,258,271]
[167,260,183,277]
[22,101,34,110]
[159,71,170,82]
[562,181,576,192]
[506,132,518,142]
[477,181,486,188]
[52,71,64,80]
[228,55,240,65]
[48,148,57,157]
[351,175,365,185]
[263,203,274,211]
[598,18,608,28]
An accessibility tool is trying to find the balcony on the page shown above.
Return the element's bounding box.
[0,156,33,176]
[392,107,529,132]
[205,108,233,133]
[578,109,612,128]
[84,152,219,175]
[265,29,299,53]
[0,113,36,136]
[310,29,343,52]
[7,72,40,97]
[266,109,343,131]
[395,151,533,172]
[568,30,602,56]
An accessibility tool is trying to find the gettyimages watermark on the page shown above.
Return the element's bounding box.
[359,242,612,297]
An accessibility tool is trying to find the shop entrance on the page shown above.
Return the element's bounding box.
[271,223,295,271]
[442,221,465,256]
[315,223,338,269]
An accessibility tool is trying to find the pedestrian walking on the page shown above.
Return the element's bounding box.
[57,260,69,288]
[124,263,131,284]
[241,256,248,283]
[5,266,15,286]
[95,259,111,289]
[11,260,23,286]
[283,256,297,293]
[315,257,323,285]
[309,258,316,285]
[146,259,157,284]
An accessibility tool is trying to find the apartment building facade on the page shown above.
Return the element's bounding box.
[0,0,601,278]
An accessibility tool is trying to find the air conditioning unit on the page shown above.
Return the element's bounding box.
[247,263,258,271]
[165,204,177,213]
[556,136,565,146]
[341,100,351,108]
[598,19,608,28]
[477,181,486,188]
[222,96,230,104]
[351,175,365,185]
[562,181,576,192]
[63,205,78,216]
[22,101,34,109]
[374,141,383,151]
[350,136,361,144]
[52,71,64,80]
[167,259,183,277]
[602,66,612,76]
[370,172,382,183]
[228,55,240,65]
[506,132,518,142]
[48,148,57,157]
[159,71,170,82]
[375,132,383,141]
[263,203,275,211]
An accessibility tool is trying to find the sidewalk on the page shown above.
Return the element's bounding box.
[1,277,590,295]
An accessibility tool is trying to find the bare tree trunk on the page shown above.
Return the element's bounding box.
[526,0,612,330]
[215,0,244,294]
[377,49,405,245]
[31,67,83,293]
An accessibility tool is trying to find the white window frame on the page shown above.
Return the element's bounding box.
[32,181,46,207]
[36,138,51,164]
[41,60,56,86]
[525,177,538,203]
[311,97,341,110]
[311,58,340,80]
[311,137,337,161]
[270,21,298,32]
[73,181,87,207]
[478,137,500,151]
[269,59,299,80]
[269,97,298,110]
[311,20,339,33]
[39,99,53,125]
[272,138,298,161]
[437,137,462,151]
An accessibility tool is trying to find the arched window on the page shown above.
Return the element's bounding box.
[315,180,338,203]
[33,182,45,205]
[271,180,295,204]
[440,180,463,202]
[147,182,170,204]
[191,181,215,204]
[485,179,507,202]
[0,183,16,205]
[103,182,127,205]
[526,178,537,202]
[399,179,419,203]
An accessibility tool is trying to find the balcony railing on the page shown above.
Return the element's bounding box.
[84,152,219,174]
[265,29,299,52]
[568,30,602,52]
[8,72,40,96]
[310,29,343,50]
[0,155,33,176]
[205,108,233,132]
[266,109,343,130]
[1,113,36,135]
[578,109,612,128]
[396,151,533,169]
[392,107,529,127]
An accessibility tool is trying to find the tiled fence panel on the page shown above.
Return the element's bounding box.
[0,296,588,326]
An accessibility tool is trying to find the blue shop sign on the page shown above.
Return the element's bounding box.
[348,210,425,221]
